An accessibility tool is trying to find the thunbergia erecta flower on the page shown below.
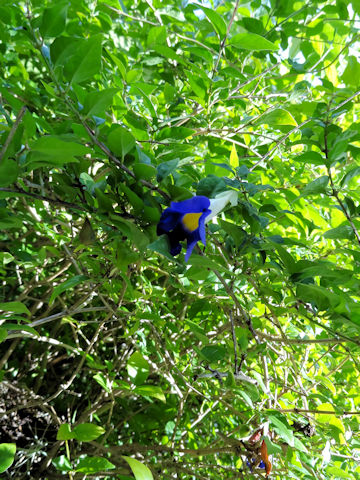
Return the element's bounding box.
[157,195,211,262]
[157,191,238,261]
[246,459,266,472]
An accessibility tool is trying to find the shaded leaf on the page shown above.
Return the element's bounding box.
[49,275,88,305]
[0,301,30,316]
[75,456,115,473]
[73,423,105,442]
[122,456,153,480]
[302,176,329,195]
[127,352,149,386]
[0,443,16,474]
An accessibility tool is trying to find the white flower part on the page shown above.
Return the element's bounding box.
[205,190,238,223]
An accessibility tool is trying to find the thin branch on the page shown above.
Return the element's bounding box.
[276,407,360,416]
[249,118,312,171]
[0,105,27,164]
[97,441,239,457]
[0,186,90,211]
[196,370,258,385]
[324,112,360,246]
[29,306,109,328]
[266,3,310,35]
[256,331,353,344]
[212,0,241,75]
[103,3,159,25]
[229,311,239,374]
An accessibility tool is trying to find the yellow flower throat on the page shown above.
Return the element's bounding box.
[182,213,202,232]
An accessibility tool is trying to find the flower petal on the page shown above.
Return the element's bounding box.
[184,238,198,262]
[170,195,210,214]
[206,190,238,222]
[157,209,182,234]
[198,212,207,245]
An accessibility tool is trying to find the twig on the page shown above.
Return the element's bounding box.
[276,407,360,416]
[196,370,257,385]
[170,388,190,448]
[249,118,312,171]
[256,331,352,344]
[323,112,360,246]
[212,0,241,75]
[103,3,159,25]
[229,311,239,374]
[0,186,90,211]
[0,105,27,164]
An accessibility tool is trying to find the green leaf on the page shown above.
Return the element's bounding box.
[219,219,247,246]
[341,166,360,186]
[296,284,339,311]
[75,456,115,473]
[133,163,156,181]
[0,301,30,316]
[26,136,89,170]
[187,72,206,99]
[147,26,167,46]
[52,455,73,472]
[108,127,136,159]
[238,390,254,408]
[147,236,179,262]
[0,252,14,265]
[79,172,95,193]
[326,466,352,479]
[49,275,88,305]
[120,184,143,213]
[187,254,227,273]
[196,6,227,37]
[225,370,236,388]
[341,56,360,87]
[263,436,282,455]
[197,175,226,197]
[127,352,150,386]
[156,159,178,182]
[152,45,187,65]
[276,245,297,273]
[315,402,336,423]
[134,385,166,402]
[324,225,355,240]
[268,414,294,446]
[111,216,148,251]
[229,33,277,51]
[293,436,308,453]
[0,328,7,343]
[2,323,38,336]
[93,373,111,393]
[0,443,16,474]
[302,176,329,195]
[78,217,97,245]
[71,35,102,84]
[83,88,118,117]
[200,345,227,362]
[0,158,18,187]
[156,127,194,141]
[143,205,161,223]
[73,423,105,442]
[122,456,154,480]
[56,423,74,441]
[258,109,297,127]
[294,151,325,165]
[40,1,68,38]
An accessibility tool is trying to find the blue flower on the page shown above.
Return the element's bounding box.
[157,196,211,261]
[246,459,266,471]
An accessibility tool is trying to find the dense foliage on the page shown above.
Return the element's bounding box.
[1,0,360,478]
